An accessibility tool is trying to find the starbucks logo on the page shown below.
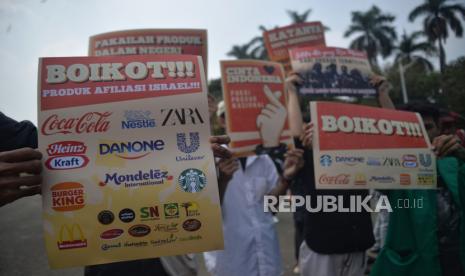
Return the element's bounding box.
[178,168,206,193]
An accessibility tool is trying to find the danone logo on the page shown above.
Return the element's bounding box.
[45,141,89,170]
[99,140,165,160]
[41,112,111,135]
[178,168,207,193]
[51,182,85,211]
[57,224,87,250]
[122,110,156,129]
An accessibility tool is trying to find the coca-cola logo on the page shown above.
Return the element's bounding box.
[45,141,89,170]
[41,112,112,135]
[319,174,350,185]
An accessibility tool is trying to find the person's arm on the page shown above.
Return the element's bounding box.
[0,148,43,207]
[371,75,395,110]
[432,134,465,161]
[285,73,304,137]
[267,148,304,197]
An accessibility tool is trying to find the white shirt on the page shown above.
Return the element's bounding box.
[204,155,283,276]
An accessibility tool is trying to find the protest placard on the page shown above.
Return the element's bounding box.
[89,29,208,75]
[290,47,377,97]
[310,101,437,189]
[221,60,294,157]
[263,21,325,70]
[38,54,223,268]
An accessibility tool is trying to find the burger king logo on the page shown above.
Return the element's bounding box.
[51,182,85,212]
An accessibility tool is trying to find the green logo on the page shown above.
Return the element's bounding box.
[164,203,179,218]
[178,168,206,193]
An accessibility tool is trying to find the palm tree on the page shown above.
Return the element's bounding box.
[227,44,253,59]
[344,5,397,69]
[287,9,312,23]
[395,30,436,71]
[409,0,465,73]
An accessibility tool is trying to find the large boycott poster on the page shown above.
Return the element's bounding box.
[38,55,223,268]
[263,21,325,69]
[89,29,208,75]
[290,47,376,97]
[221,60,294,157]
[311,101,437,189]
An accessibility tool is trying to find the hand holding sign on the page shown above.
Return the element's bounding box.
[256,85,287,147]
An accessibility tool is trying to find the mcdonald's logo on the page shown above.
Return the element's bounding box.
[57,224,87,250]
[354,173,367,185]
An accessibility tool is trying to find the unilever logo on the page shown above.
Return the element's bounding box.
[320,155,332,167]
[419,153,432,167]
[177,132,200,154]
[122,110,155,129]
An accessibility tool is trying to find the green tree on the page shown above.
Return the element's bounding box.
[286,9,313,23]
[227,44,254,59]
[395,30,436,71]
[409,0,465,73]
[344,5,397,69]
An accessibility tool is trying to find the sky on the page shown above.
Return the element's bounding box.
[1,0,464,124]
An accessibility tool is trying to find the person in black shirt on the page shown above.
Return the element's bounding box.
[0,112,42,207]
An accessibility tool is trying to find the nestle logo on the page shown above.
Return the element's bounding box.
[99,140,165,160]
[121,110,156,129]
[45,141,89,170]
[41,112,111,135]
[319,174,350,185]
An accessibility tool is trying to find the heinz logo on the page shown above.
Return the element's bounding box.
[99,140,165,160]
[41,112,111,135]
[51,182,85,212]
[45,141,89,170]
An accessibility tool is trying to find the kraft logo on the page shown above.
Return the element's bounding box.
[100,169,172,188]
[99,140,165,160]
[402,154,418,168]
[57,224,87,250]
[45,141,89,170]
[121,110,156,129]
